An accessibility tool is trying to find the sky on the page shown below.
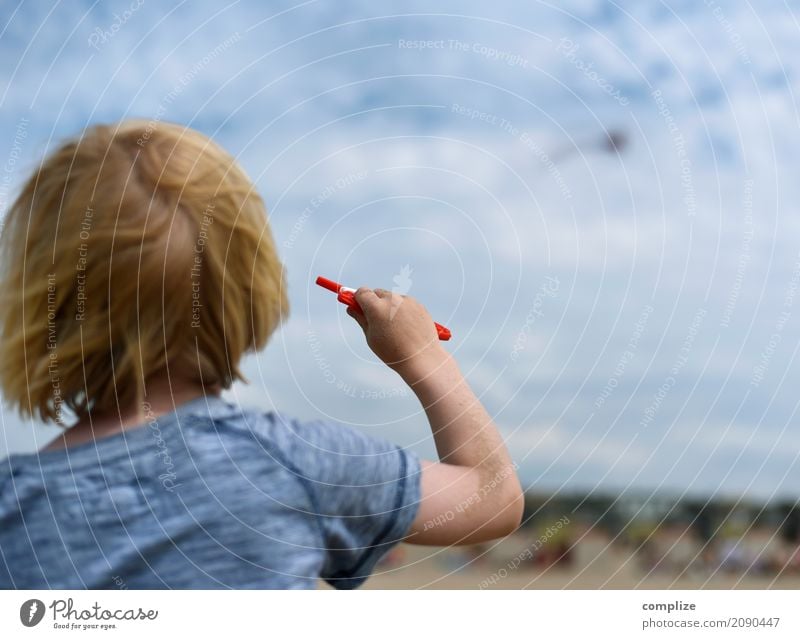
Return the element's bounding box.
[1,0,799,500]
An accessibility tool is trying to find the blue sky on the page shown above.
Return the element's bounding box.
[1,0,800,500]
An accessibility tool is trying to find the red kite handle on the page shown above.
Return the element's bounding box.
[315,275,451,341]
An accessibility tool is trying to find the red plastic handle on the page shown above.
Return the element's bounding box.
[315,275,451,341]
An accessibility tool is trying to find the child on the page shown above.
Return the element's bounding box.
[0,121,522,589]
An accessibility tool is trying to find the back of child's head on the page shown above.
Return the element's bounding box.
[0,120,288,424]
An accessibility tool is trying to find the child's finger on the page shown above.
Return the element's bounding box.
[354,287,382,316]
[346,305,367,331]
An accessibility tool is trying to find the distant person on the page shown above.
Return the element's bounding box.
[0,121,522,588]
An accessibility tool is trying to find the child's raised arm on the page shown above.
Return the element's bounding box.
[348,287,524,545]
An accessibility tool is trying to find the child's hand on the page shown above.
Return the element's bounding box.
[347,287,446,379]
[349,286,524,546]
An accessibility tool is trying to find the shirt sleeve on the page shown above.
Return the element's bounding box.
[272,414,422,589]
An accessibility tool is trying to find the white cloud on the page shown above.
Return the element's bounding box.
[1,0,799,496]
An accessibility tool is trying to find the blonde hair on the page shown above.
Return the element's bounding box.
[0,121,288,423]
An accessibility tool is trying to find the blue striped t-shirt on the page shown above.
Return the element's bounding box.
[0,395,421,589]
